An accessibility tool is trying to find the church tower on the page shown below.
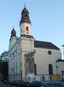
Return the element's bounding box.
[19,7,32,36]
[19,7,35,80]
[9,28,17,50]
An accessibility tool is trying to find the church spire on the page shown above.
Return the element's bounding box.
[19,7,31,26]
[11,27,16,37]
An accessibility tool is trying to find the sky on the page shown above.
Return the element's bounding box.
[0,0,64,58]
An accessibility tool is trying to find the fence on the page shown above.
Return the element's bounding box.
[42,74,63,81]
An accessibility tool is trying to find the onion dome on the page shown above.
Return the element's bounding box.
[19,7,31,25]
[11,28,16,37]
[22,7,29,15]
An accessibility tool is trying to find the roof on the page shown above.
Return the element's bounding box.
[34,40,59,50]
[56,59,64,62]
[11,28,16,37]
[19,7,31,25]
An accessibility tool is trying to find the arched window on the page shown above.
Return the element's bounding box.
[26,26,29,31]
[26,26,29,34]
[34,64,37,75]
[49,64,53,75]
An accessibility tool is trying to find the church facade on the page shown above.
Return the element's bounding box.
[8,7,61,81]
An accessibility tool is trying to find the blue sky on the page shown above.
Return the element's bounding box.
[0,0,64,58]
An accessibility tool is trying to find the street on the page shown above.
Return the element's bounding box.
[1,81,64,87]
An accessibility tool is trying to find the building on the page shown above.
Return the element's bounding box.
[56,59,64,74]
[8,7,61,81]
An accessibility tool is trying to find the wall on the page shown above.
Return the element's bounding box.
[20,23,32,36]
[8,39,20,81]
[20,37,34,80]
[34,48,61,75]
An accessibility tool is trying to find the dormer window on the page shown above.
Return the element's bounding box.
[26,26,29,31]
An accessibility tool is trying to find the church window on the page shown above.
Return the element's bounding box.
[34,64,37,75]
[26,26,29,31]
[20,63,22,66]
[48,64,53,75]
[56,66,58,68]
[48,50,52,55]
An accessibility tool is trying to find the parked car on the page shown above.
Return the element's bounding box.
[17,81,30,87]
[24,81,30,87]
[29,81,64,87]
[9,81,19,86]
[30,81,43,87]
[8,80,30,87]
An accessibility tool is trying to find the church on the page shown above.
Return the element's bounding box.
[8,7,62,81]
